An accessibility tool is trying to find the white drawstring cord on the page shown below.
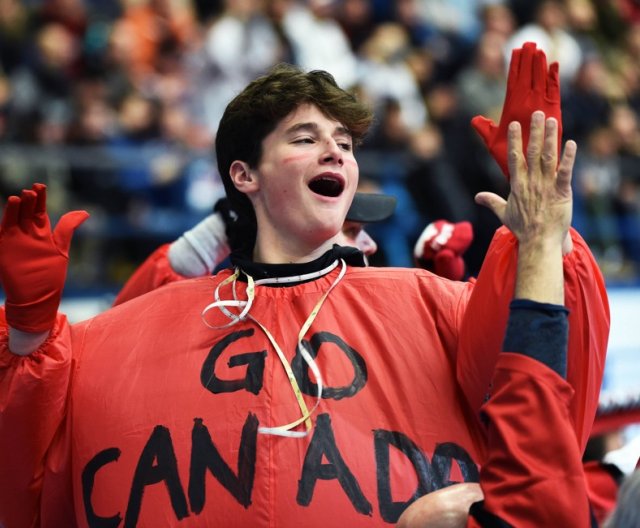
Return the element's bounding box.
[201,259,347,437]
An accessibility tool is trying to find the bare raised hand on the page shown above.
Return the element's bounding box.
[475,111,576,250]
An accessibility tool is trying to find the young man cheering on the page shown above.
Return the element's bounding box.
[0,56,608,527]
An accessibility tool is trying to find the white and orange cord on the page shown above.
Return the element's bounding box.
[201,259,347,438]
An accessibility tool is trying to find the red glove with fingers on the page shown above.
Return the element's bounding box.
[0,184,89,333]
[471,41,562,179]
[413,220,474,281]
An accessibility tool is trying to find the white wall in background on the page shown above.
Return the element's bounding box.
[602,288,640,393]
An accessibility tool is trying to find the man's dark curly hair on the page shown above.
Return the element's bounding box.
[215,63,373,256]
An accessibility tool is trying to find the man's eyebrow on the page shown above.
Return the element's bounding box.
[285,122,352,137]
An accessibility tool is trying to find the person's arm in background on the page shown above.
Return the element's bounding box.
[414,220,640,524]
[398,315,592,528]
[464,113,592,527]
[397,112,594,528]
[0,184,88,527]
[456,42,609,452]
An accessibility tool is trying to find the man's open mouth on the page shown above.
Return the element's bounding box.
[308,175,344,197]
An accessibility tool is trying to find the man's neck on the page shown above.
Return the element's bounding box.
[230,244,367,284]
[252,233,341,264]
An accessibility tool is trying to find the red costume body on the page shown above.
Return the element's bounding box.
[468,352,593,527]
[0,228,609,527]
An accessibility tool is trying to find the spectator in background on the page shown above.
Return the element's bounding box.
[392,0,440,54]
[278,0,360,90]
[409,0,484,81]
[614,23,640,114]
[617,0,640,25]
[456,30,508,126]
[570,99,640,281]
[112,0,198,84]
[191,0,224,24]
[33,0,89,42]
[478,1,516,39]
[356,22,427,132]
[562,51,611,146]
[114,92,155,142]
[65,84,120,211]
[449,6,517,269]
[416,0,484,47]
[0,0,34,75]
[7,22,77,142]
[353,20,432,267]
[609,103,640,272]
[356,95,428,268]
[611,103,640,182]
[605,470,640,527]
[572,126,624,270]
[425,58,505,278]
[506,0,583,83]
[106,88,219,218]
[193,0,283,135]
[95,18,137,105]
[334,0,376,54]
[564,0,600,52]
[407,123,477,229]
[0,20,80,218]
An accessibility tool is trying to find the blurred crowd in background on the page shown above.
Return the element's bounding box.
[2,0,640,293]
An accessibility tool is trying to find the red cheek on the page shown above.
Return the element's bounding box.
[281,154,310,164]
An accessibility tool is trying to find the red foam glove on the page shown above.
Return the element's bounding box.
[414,220,474,281]
[0,184,89,332]
[471,41,562,179]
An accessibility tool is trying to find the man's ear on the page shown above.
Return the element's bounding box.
[229,161,259,194]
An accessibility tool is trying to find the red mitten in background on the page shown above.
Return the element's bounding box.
[471,41,562,179]
[0,184,89,332]
[414,220,474,281]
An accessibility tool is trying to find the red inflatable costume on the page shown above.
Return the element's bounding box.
[0,225,608,527]
[0,43,610,528]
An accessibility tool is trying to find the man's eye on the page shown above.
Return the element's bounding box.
[339,142,353,151]
[294,137,314,144]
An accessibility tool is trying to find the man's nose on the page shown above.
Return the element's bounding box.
[321,140,344,165]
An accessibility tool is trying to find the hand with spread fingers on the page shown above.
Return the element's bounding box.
[472,42,562,180]
[475,111,576,301]
[0,183,89,334]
